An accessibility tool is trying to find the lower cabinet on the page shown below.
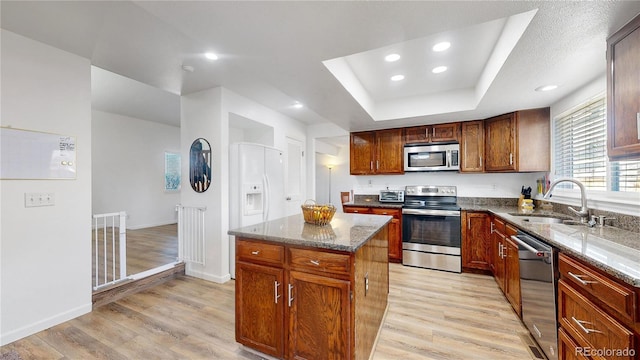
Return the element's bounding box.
[288,270,351,360]
[236,261,285,357]
[489,215,521,317]
[235,235,388,360]
[461,211,490,271]
[344,206,402,263]
[557,253,638,360]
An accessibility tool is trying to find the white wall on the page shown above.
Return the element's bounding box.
[181,87,307,283]
[92,110,180,229]
[0,30,92,345]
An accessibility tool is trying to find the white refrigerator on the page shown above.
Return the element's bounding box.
[229,142,285,278]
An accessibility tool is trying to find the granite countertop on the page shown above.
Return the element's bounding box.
[479,206,640,288]
[228,212,392,252]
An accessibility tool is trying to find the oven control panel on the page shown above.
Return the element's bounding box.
[405,185,456,196]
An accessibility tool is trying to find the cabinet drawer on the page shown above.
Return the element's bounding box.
[237,239,285,266]
[492,216,505,234]
[370,208,401,218]
[343,206,371,214]
[289,248,351,275]
[558,280,635,359]
[559,253,636,322]
[558,328,589,360]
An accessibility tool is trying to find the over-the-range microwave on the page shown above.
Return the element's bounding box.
[404,143,460,171]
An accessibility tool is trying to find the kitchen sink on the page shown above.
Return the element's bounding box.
[519,216,565,224]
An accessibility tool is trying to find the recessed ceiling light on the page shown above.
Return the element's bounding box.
[292,102,304,109]
[432,66,448,74]
[385,53,401,62]
[535,85,558,92]
[432,42,451,52]
[391,74,405,81]
[204,52,219,60]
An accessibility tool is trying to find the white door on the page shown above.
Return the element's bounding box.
[285,137,304,216]
[264,147,285,221]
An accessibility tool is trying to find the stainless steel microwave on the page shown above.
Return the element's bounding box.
[404,143,460,171]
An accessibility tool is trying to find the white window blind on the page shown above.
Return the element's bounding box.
[554,96,640,192]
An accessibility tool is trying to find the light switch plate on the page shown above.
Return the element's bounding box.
[25,192,55,207]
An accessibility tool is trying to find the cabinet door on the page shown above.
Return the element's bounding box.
[461,212,490,270]
[493,234,506,293]
[431,122,460,142]
[288,270,351,360]
[371,207,402,262]
[504,237,521,317]
[404,126,429,144]
[607,14,640,159]
[485,113,516,172]
[460,120,484,172]
[375,128,404,174]
[236,262,284,357]
[350,132,375,175]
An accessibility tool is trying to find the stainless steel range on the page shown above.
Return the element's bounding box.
[402,185,461,273]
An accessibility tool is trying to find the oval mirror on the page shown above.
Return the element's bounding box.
[189,138,212,193]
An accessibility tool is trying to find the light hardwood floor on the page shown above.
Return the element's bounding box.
[2,264,535,360]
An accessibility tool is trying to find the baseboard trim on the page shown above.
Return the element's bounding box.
[185,268,231,284]
[0,303,92,346]
[92,262,185,308]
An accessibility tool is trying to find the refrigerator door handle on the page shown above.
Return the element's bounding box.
[263,174,270,222]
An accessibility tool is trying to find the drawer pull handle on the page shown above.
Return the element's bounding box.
[288,284,294,307]
[274,281,281,304]
[572,317,602,335]
[568,271,597,286]
[310,260,320,266]
[251,250,260,255]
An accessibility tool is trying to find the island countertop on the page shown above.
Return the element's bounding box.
[228,212,392,253]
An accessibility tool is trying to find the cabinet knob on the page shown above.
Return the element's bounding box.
[251,250,260,255]
[310,259,320,266]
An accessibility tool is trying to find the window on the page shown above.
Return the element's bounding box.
[554,95,640,192]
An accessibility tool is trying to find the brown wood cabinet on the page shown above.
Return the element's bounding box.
[503,228,521,318]
[404,122,460,144]
[557,253,639,360]
[484,108,550,172]
[287,270,351,360]
[607,13,640,160]
[460,120,484,172]
[350,129,403,175]
[236,246,286,357]
[461,211,490,271]
[490,216,507,293]
[343,205,402,263]
[490,217,521,317]
[235,234,389,360]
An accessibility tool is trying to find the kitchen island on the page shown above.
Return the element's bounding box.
[228,213,391,360]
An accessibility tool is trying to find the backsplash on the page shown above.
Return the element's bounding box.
[549,202,639,234]
[360,195,639,234]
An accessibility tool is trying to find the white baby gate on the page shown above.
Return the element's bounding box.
[176,205,206,265]
[92,211,128,290]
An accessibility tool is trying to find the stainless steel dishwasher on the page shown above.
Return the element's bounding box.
[511,231,558,360]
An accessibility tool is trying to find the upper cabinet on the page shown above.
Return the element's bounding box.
[460,120,484,172]
[607,13,640,160]
[350,129,404,175]
[404,122,460,144]
[484,108,550,172]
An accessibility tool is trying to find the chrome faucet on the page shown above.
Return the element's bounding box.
[543,178,590,222]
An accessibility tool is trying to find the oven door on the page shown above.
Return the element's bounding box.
[402,208,461,254]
